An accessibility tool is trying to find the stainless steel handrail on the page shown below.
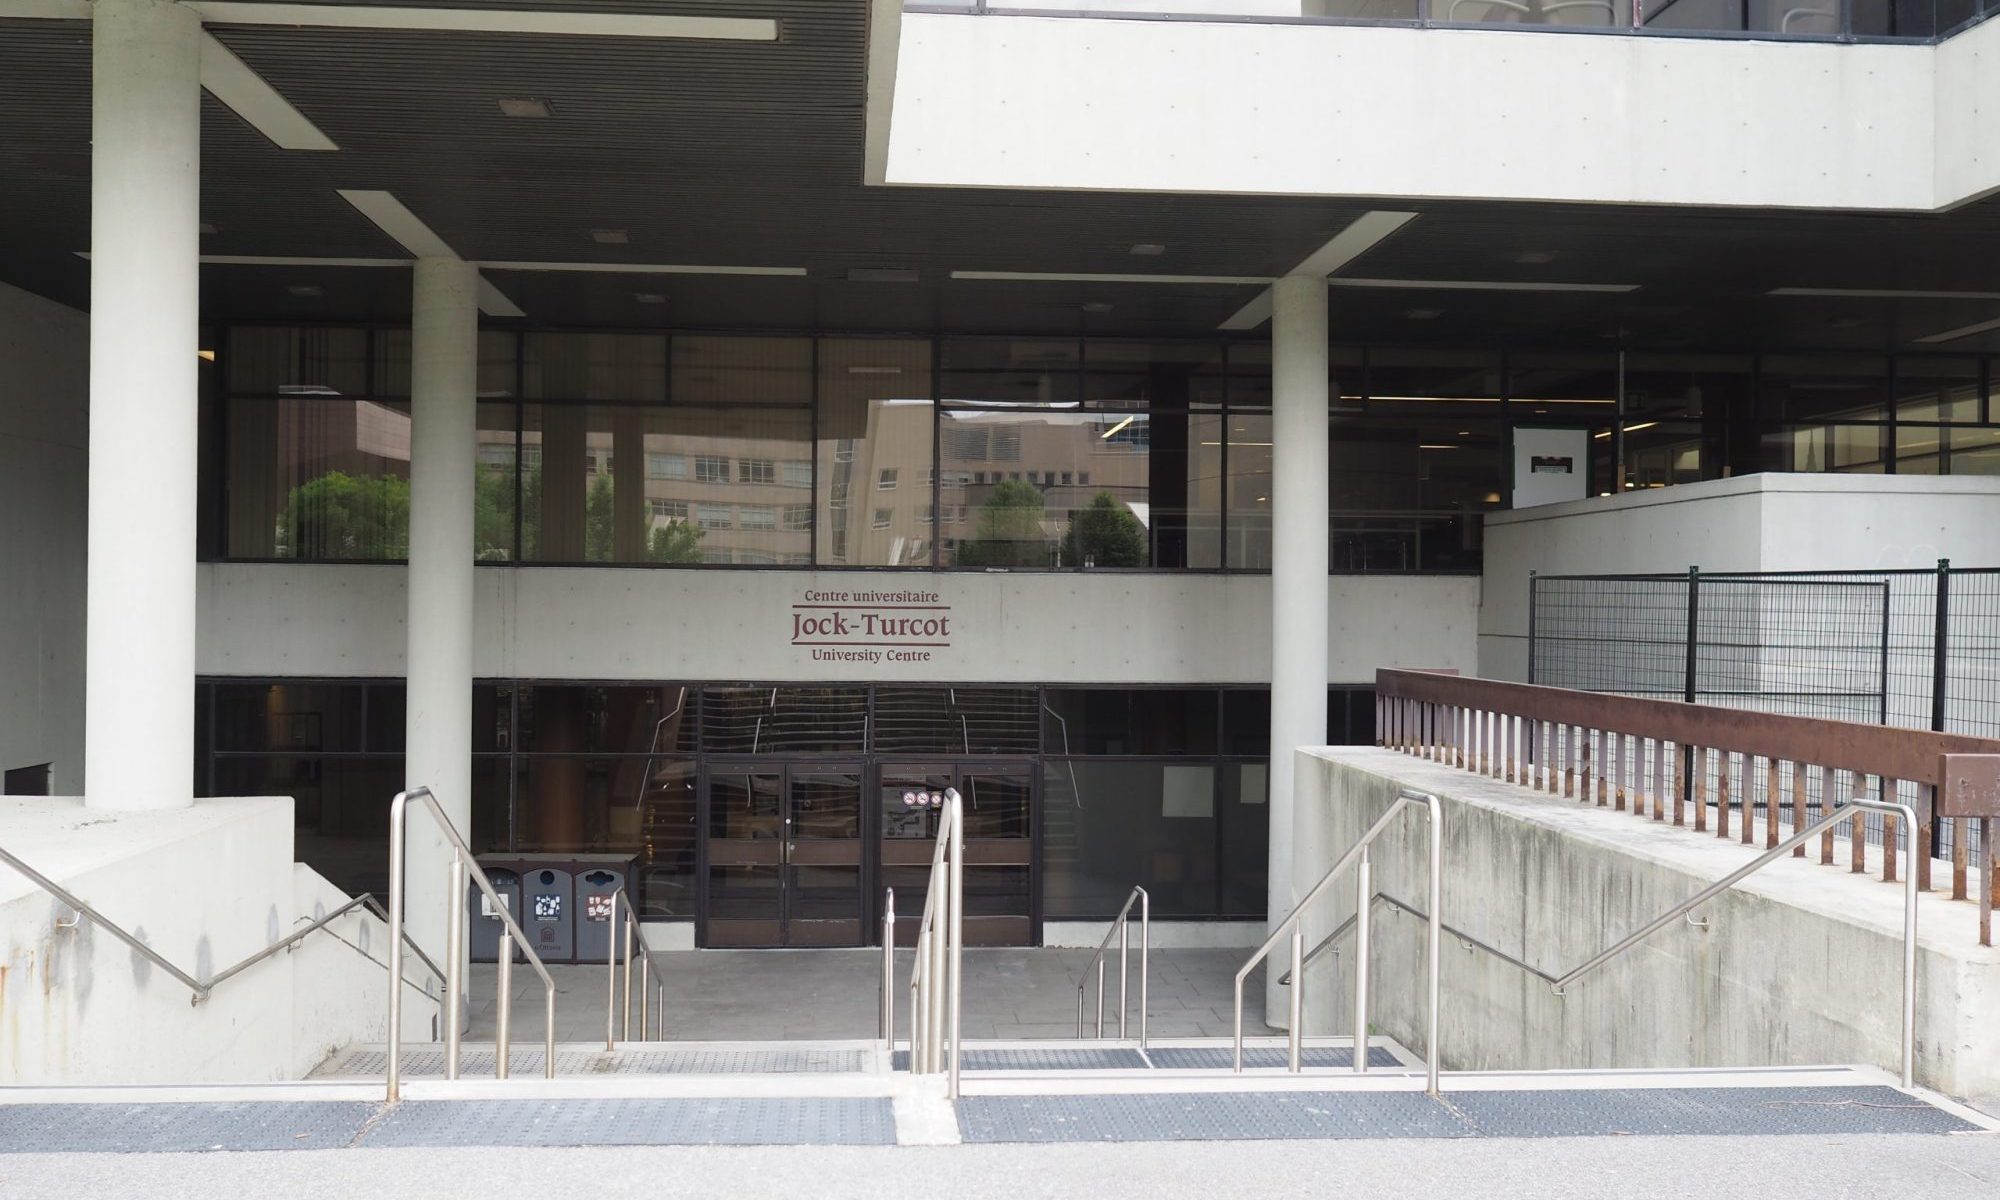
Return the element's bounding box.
[315,894,452,998]
[1074,886,1149,1047]
[1279,891,1558,988]
[1232,788,1442,1095]
[387,786,558,1099]
[905,788,965,1098]
[605,887,669,1048]
[0,843,445,1006]
[880,887,896,1047]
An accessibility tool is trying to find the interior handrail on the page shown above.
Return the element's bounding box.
[0,844,443,1006]
[388,785,558,1100]
[605,886,669,1048]
[1073,886,1149,1046]
[1232,788,1442,1093]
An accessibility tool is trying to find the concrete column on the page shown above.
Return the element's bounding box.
[406,257,478,964]
[1267,274,1330,949]
[84,0,201,810]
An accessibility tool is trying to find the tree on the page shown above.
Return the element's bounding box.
[474,464,516,560]
[648,519,704,563]
[1060,491,1147,568]
[955,478,1049,567]
[585,473,616,561]
[279,471,409,559]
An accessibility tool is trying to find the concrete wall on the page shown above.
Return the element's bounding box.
[0,283,87,795]
[881,12,1976,211]
[196,564,1482,685]
[1288,747,2000,1097]
[0,796,434,1084]
[1478,473,2000,680]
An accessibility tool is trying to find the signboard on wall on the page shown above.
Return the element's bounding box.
[1512,427,1592,509]
[790,588,953,664]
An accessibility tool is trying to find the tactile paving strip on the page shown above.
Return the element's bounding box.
[0,1102,378,1154]
[1145,1046,1402,1070]
[891,1048,1149,1072]
[327,1048,868,1076]
[1447,1086,1982,1138]
[360,1097,897,1147]
[958,1086,1982,1144]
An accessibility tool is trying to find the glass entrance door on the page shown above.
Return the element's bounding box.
[879,762,1035,947]
[703,763,865,948]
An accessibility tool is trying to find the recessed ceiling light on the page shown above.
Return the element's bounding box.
[1081,301,1114,314]
[1513,250,1560,265]
[286,284,323,297]
[497,97,553,118]
[848,365,903,376]
[1405,307,1443,320]
[1129,243,1166,256]
[589,228,629,245]
[633,292,665,304]
[197,348,216,362]
[847,267,919,283]
[198,222,219,235]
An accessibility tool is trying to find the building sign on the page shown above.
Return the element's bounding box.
[1512,427,1593,509]
[792,588,953,663]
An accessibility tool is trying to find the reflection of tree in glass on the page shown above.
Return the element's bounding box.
[280,471,409,559]
[955,478,1049,567]
[475,463,517,560]
[1061,491,1147,568]
[647,520,703,563]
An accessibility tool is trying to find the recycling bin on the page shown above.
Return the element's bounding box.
[466,860,520,964]
[573,857,635,963]
[518,866,575,962]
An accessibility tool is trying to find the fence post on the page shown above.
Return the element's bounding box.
[1527,570,1538,686]
[1931,559,1951,861]
[1681,566,1700,816]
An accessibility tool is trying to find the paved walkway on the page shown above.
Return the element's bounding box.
[467,948,1279,1043]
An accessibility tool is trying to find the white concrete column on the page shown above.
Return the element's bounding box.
[1267,275,1330,942]
[84,0,201,810]
[405,257,478,964]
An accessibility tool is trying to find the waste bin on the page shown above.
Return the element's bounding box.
[519,866,575,962]
[574,859,635,964]
[467,861,520,964]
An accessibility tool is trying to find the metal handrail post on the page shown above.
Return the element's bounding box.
[1137,888,1150,1049]
[444,852,466,1080]
[911,928,930,1073]
[495,932,512,1079]
[606,890,620,1051]
[1287,928,1304,1071]
[947,787,964,1100]
[1352,845,1371,1075]
[1117,917,1129,1039]
[1424,793,1442,1097]
[1094,957,1105,1037]
[640,947,651,1040]
[386,789,411,1101]
[880,888,895,1046]
[622,913,635,1043]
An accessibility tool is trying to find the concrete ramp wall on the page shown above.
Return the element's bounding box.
[1288,747,2000,1099]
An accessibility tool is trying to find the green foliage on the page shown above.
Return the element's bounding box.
[648,519,705,563]
[955,478,1050,567]
[279,471,409,559]
[475,464,516,561]
[585,473,615,562]
[1060,491,1148,568]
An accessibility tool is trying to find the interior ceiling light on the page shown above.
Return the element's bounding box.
[1081,301,1114,314]
[847,365,903,376]
[1513,250,1560,265]
[847,267,919,283]
[1129,243,1167,257]
[1769,287,2000,300]
[497,97,553,118]
[1914,314,2000,345]
[590,228,629,245]
[633,292,666,304]
[1333,278,1639,293]
[1100,416,1135,440]
[1405,307,1443,320]
[286,283,323,297]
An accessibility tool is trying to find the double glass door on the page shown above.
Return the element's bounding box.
[704,763,865,947]
[880,762,1034,947]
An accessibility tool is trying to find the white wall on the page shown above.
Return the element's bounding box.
[197,565,1482,685]
[880,12,2000,213]
[0,796,434,1084]
[1478,473,2000,680]
[0,283,87,794]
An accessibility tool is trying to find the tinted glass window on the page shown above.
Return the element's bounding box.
[1041,689,1218,755]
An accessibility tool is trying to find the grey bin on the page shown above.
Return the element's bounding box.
[574,865,630,963]
[467,864,521,963]
[519,867,575,963]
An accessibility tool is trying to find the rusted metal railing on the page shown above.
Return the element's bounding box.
[1374,668,2000,946]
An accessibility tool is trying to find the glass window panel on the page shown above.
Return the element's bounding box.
[706,864,781,921]
[213,755,407,897]
[523,332,665,402]
[1366,348,1504,408]
[1081,341,1224,409]
[872,688,1039,755]
[1041,760,1217,918]
[940,337,1081,408]
[226,396,411,559]
[520,403,809,564]
[939,410,1150,568]
[671,335,811,407]
[1329,413,1499,572]
[1951,427,2000,475]
[791,770,863,839]
[1221,689,1270,756]
[1224,412,1273,570]
[701,686,867,753]
[365,683,407,753]
[1897,425,1946,475]
[474,401,518,560]
[638,758,697,918]
[961,771,1032,839]
[1761,354,1890,423]
[212,682,366,752]
[376,329,518,399]
[473,683,511,753]
[1508,352,1619,412]
[1219,760,1268,919]
[1041,689,1218,755]
[1895,357,1982,423]
[1773,423,1888,473]
[881,765,954,841]
[516,684,695,755]
[817,339,934,567]
[514,754,650,855]
[226,327,367,397]
[709,770,783,840]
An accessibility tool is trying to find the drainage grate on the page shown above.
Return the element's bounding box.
[1145,1046,1402,1070]
[327,1048,868,1077]
[361,1098,897,1147]
[891,1048,1149,1072]
[959,1091,1471,1143]
[0,1102,378,1154]
[1448,1087,1982,1138]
